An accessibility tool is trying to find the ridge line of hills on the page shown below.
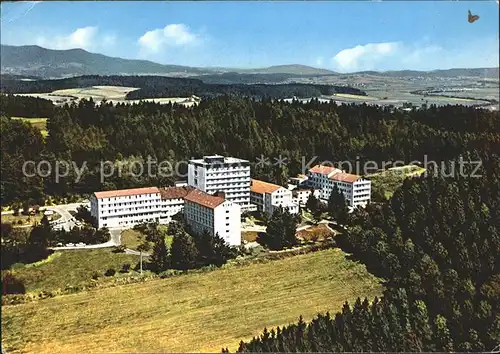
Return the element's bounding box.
[1,44,499,80]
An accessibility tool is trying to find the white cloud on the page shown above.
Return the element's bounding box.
[35,26,116,52]
[315,56,324,67]
[332,42,401,72]
[328,40,500,72]
[138,24,200,55]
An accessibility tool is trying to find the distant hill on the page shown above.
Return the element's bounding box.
[1,45,336,79]
[0,45,213,78]
[1,45,497,80]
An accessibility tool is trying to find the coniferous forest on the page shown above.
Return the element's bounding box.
[0,75,366,99]
[234,163,500,351]
[1,93,499,351]
[1,94,498,206]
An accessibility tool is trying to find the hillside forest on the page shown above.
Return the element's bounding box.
[0,75,366,100]
[1,93,498,206]
[235,158,500,351]
[0,92,499,351]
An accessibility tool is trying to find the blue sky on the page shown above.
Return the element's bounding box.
[1,1,498,72]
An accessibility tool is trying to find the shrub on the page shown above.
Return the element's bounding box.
[113,245,126,253]
[22,202,30,215]
[2,272,26,295]
[10,263,26,270]
[120,263,131,273]
[104,268,116,276]
[1,223,13,237]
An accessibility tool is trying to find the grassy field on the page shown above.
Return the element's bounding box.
[121,227,173,250]
[367,164,426,199]
[332,93,379,100]
[50,86,139,100]
[2,248,382,353]
[11,117,49,137]
[17,86,198,107]
[8,249,139,293]
[2,212,61,227]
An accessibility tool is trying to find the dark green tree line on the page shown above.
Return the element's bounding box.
[233,154,500,352]
[2,97,499,206]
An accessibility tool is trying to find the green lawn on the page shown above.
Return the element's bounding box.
[2,212,61,227]
[7,249,139,293]
[1,248,382,353]
[121,227,173,250]
[367,165,426,200]
[11,117,49,137]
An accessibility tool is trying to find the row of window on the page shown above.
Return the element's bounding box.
[206,172,250,178]
[100,211,160,220]
[99,194,160,202]
[354,194,370,199]
[99,199,162,207]
[206,182,250,188]
[101,205,161,214]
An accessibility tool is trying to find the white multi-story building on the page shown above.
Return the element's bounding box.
[306,164,371,208]
[306,165,342,195]
[90,187,163,229]
[292,187,321,208]
[188,155,252,211]
[288,174,309,188]
[250,179,299,216]
[183,189,241,246]
[90,186,242,245]
[158,186,194,224]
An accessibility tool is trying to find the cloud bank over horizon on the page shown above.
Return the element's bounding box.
[137,24,202,58]
[329,39,498,73]
[29,26,116,52]
[3,28,498,72]
[1,1,498,70]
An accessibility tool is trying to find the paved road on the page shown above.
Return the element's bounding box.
[2,201,144,255]
[125,249,150,256]
[51,202,89,231]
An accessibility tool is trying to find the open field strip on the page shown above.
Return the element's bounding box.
[15,86,197,106]
[427,95,483,103]
[1,211,61,228]
[332,93,379,100]
[9,249,139,293]
[366,164,427,199]
[1,248,382,353]
[11,117,49,137]
[50,86,140,100]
